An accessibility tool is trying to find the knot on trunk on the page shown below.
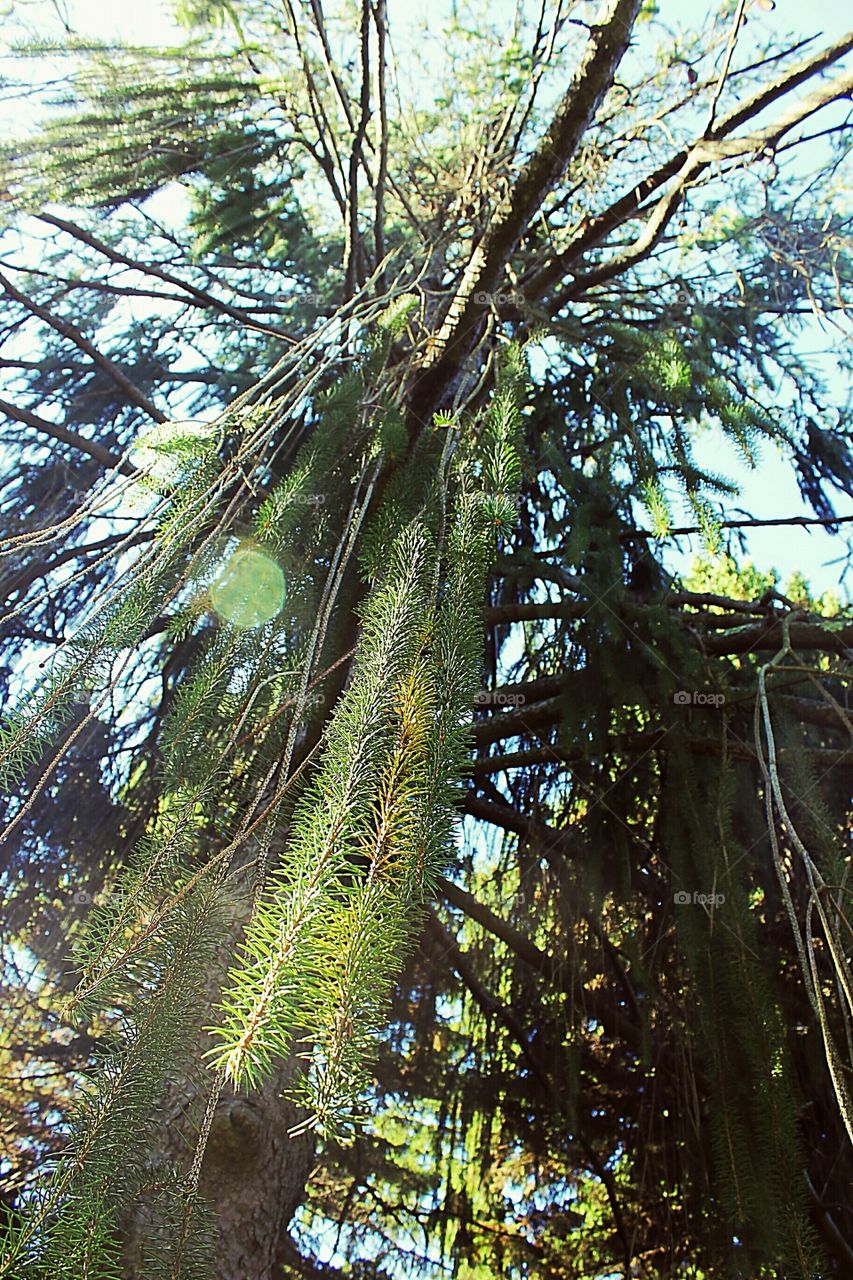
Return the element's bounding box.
[204,1097,263,1171]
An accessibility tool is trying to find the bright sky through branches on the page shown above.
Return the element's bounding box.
[2,0,851,594]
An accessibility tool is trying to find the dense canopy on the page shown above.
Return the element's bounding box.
[0,1,852,1277]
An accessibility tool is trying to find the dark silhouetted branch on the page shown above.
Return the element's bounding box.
[0,396,137,475]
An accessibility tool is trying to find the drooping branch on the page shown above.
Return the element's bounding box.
[429,896,635,1269]
[424,910,551,1093]
[437,873,554,976]
[463,791,585,864]
[0,530,154,603]
[438,868,650,1049]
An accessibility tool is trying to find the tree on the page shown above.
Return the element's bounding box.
[1,0,852,1275]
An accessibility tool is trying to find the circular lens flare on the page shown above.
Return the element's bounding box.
[209,545,285,629]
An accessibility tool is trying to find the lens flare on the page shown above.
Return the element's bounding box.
[209,545,285,629]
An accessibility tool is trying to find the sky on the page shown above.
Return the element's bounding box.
[6,0,182,46]
[9,0,851,44]
[1,0,851,595]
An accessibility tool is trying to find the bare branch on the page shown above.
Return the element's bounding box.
[632,513,853,537]
[0,396,137,475]
[411,0,643,417]
[372,0,388,275]
[527,28,853,301]
[562,63,853,302]
[705,0,747,134]
[0,269,166,424]
[38,214,297,341]
[344,0,372,299]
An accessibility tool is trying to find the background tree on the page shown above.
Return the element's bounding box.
[0,0,852,1276]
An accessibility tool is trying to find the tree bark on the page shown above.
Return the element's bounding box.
[195,1063,316,1280]
[120,895,315,1280]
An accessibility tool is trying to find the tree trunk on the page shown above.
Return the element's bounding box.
[195,1062,316,1280]
[121,891,315,1280]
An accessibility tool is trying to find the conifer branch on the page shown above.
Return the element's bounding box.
[412,0,643,414]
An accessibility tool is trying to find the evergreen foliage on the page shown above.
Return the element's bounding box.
[1,1,852,1277]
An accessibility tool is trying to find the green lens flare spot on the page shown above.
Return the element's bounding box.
[210,545,285,629]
